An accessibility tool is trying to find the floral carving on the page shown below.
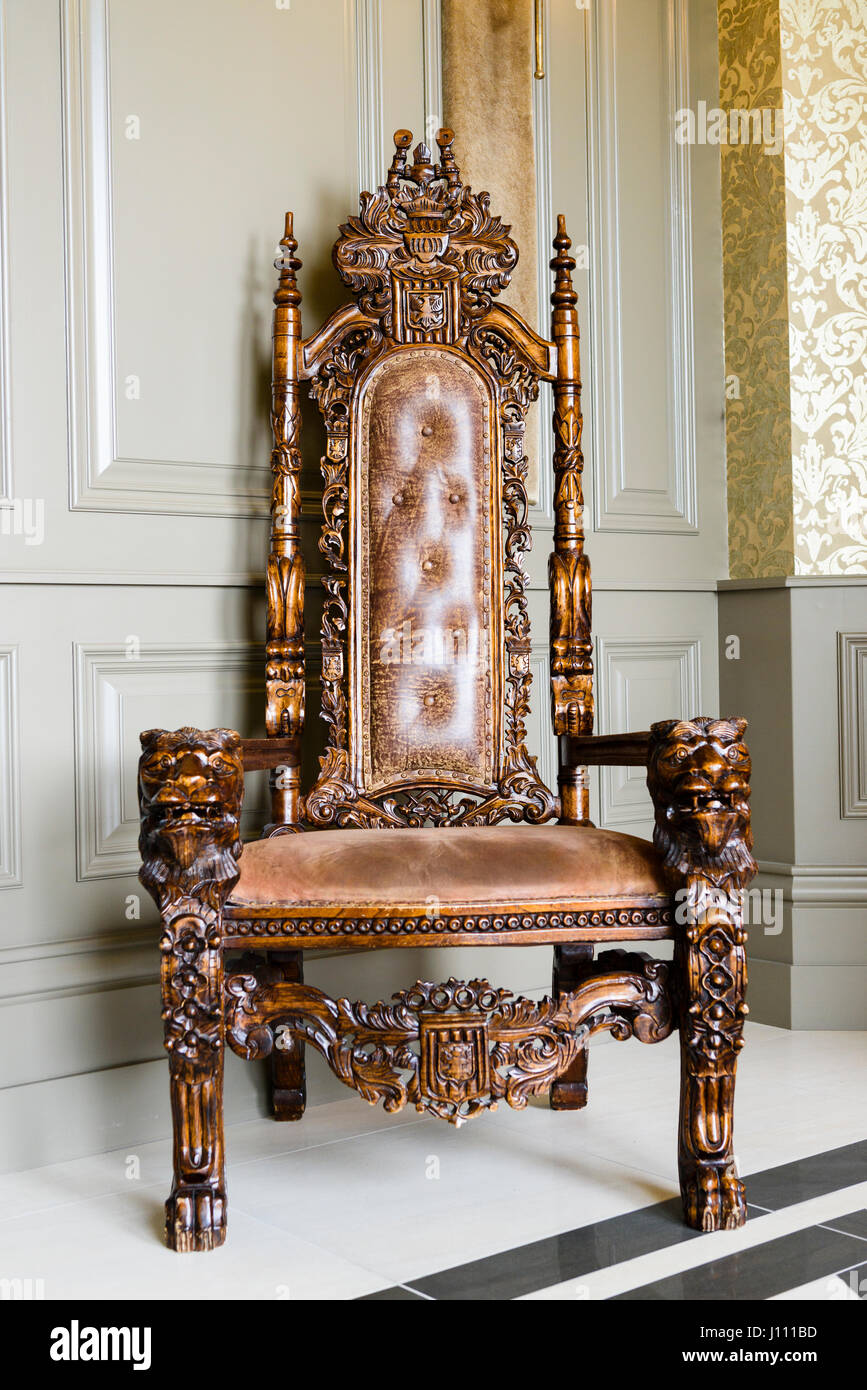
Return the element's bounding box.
[333,129,518,335]
[302,136,556,829]
[226,965,673,1126]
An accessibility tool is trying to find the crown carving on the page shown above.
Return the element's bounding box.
[333,128,518,339]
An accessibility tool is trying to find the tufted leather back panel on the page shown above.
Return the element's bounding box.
[354,348,500,792]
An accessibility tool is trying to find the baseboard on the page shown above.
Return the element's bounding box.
[747,958,867,1030]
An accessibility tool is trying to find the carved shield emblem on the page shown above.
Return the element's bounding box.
[408,291,445,331]
[327,435,347,461]
[419,1015,489,1103]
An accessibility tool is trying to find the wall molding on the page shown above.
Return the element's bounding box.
[72,640,271,881]
[585,0,697,534]
[595,635,700,827]
[838,633,867,818]
[60,0,273,518]
[531,0,554,526]
[0,645,22,888]
[0,927,158,1007]
[719,576,867,591]
[756,859,867,905]
[354,0,384,196]
[422,0,442,139]
[530,640,556,793]
[0,570,723,590]
[0,0,12,508]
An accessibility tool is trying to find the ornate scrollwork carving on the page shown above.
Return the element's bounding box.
[333,128,517,339]
[138,727,244,1251]
[226,963,673,1125]
[307,324,382,761]
[302,142,556,831]
[648,716,756,1232]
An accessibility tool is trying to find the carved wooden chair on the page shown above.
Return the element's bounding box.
[138,130,756,1253]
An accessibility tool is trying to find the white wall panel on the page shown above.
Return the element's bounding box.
[838,633,867,818]
[73,642,269,880]
[0,645,21,887]
[596,635,700,832]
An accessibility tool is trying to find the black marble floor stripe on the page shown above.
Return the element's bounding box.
[745,1140,867,1212]
[819,1208,867,1241]
[613,1223,867,1301]
[357,1139,867,1301]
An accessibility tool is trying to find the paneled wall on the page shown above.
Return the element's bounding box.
[0,0,728,1169]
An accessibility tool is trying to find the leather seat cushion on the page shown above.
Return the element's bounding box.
[230,824,668,912]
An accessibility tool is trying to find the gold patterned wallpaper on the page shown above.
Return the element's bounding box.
[718,0,867,576]
[781,0,867,573]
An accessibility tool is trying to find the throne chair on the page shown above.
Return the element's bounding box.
[138,129,756,1252]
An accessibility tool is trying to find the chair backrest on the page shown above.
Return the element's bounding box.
[265,130,594,830]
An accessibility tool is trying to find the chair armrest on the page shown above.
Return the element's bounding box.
[560,731,651,767]
[241,736,301,771]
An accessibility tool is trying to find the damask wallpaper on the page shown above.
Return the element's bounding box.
[781,0,867,573]
[718,0,794,577]
[718,0,867,577]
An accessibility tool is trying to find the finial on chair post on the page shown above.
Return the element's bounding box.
[275,212,301,307]
[436,128,461,187]
[551,214,577,310]
[387,130,413,194]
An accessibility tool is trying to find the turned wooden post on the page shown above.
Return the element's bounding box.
[266,213,305,828]
[549,215,593,826]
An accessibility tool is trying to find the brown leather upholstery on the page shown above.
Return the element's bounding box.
[359,349,496,791]
[230,825,668,912]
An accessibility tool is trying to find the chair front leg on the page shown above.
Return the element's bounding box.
[647,716,756,1233]
[676,901,747,1230]
[162,908,228,1250]
[138,726,244,1251]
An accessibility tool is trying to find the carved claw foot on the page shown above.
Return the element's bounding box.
[682,1163,746,1233]
[165,1184,227,1252]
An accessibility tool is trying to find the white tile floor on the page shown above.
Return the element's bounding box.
[0,1022,864,1299]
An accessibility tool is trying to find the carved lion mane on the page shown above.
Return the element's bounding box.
[138,727,244,908]
[647,717,756,887]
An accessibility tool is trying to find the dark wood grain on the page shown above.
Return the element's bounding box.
[561,731,652,767]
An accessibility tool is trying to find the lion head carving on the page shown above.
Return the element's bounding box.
[138,728,244,904]
[647,717,755,886]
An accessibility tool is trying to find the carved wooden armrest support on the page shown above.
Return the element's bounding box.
[241,736,301,771]
[138,727,245,1252]
[560,731,652,768]
[647,716,757,1232]
[224,959,674,1126]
